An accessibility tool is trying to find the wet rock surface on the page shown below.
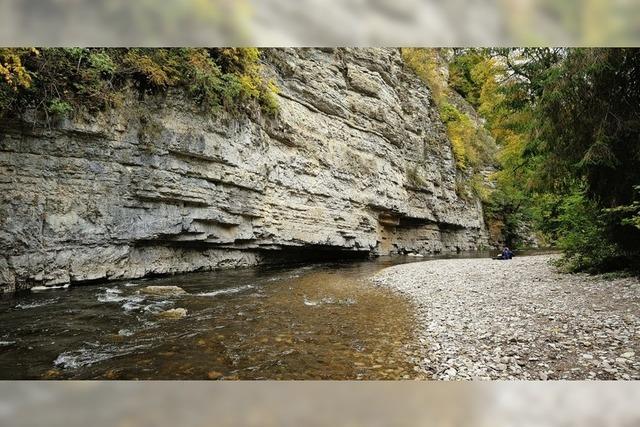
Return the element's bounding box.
[373,254,640,380]
[157,308,188,319]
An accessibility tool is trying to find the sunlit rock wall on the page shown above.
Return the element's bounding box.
[0,48,488,292]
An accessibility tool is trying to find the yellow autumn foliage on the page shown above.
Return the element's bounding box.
[0,48,33,90]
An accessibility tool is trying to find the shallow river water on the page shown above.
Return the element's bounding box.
[0,251,549,380]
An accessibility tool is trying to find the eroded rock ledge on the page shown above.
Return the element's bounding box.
[0,48,488,292]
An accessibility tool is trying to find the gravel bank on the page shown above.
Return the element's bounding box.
[373,254,640,380]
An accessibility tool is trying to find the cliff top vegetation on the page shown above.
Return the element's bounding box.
[0,48,279,121]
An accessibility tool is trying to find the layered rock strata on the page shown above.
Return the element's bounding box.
[0,48,488,292]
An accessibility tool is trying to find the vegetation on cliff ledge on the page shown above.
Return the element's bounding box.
[0,48,279,120]
[401,48,495,174]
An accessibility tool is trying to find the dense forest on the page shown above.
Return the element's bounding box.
[404,48,640,273]
[2,47,639,273]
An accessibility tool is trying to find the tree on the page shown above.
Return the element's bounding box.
[533,48,640,270]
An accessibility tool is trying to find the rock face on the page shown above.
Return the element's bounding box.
[0,48,488,293]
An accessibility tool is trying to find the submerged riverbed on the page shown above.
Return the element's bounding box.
[0,256,433,380]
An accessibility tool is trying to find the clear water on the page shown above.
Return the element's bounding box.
[0,250,554,379]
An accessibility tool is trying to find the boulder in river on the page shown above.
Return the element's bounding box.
[157,308,188,319]
[140,286,187,296]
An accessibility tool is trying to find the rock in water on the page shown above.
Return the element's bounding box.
[140,286,187,296]
[207,370,224,380]
[157,308,188,319]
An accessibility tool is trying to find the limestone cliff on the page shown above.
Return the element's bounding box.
[0,48,488,292]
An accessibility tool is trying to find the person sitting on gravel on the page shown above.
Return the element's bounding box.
[496,246,514,260]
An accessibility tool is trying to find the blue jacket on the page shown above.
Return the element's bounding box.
[502,248,513,259]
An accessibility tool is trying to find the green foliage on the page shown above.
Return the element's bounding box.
[182,49,224,112]
[553,190,620,273]
[401,48,447,103]
[0,48,279,120]
[124,49,181,88]
[469,173,491,202]
[401,48,495,197]
[460,47,640,272]
[532,49,640,271]
[534,49,640,203]
[214,48,280,115]
[88,52,116,75]
[259,80,280,116]
[440,102,484,170]
[444,49,562,249]
[448,51,486,107]
[482,180,531,247]
[529,192,563,243]
[608,186,640,231]
[47,98,73,117]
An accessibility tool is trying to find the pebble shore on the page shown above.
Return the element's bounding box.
[373,254,640,380]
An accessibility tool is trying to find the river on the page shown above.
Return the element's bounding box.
[0,250,552,379]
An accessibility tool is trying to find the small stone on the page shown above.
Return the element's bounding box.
[622,314,635,324]
[104,369,121,380]
[582,354,594,360]
[539,372,548,381]
[42,369,62,379]
[207,370,223,380]
[157,308,188,319]
[621,352,635,359]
